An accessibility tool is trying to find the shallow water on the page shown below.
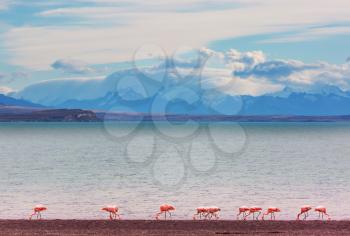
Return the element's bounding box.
[0,122,349,220]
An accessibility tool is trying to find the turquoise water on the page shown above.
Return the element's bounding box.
[0,122,349,220]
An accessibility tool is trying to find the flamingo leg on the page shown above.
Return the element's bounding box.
[324,212,330,220]
[29,212,36,220]
[208,213,212,220]
[244,212,250,221]
[256,211,261,220]
[156,211,163,220]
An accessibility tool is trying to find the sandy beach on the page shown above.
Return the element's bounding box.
[1,220,350,236]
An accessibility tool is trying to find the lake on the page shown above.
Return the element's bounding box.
[0,122,349,220]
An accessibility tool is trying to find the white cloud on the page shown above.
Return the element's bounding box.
[4,0,350,70]
[51,59,95,74]
[260,26,350,43]
[0,86,14,94]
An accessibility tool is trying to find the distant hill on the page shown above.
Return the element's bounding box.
[0,94,43,108]
[240,92,350,115]
[51,92,350,116]
[0,108,100,122]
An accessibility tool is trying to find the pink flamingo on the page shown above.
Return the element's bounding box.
[262,207,281,220]
[193,207,208,220]
[101,205,120,220]
[315,206,331,220]
[193,207,220,220]
[206,206,221,220]
[155,204,175,220]
[237,206,250,220]
[244,206,262,220]
[297,205,312,220]
[29,204,47,220]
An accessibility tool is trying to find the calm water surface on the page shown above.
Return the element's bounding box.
[0,122,349,220]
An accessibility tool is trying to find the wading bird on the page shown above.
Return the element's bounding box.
[206,206,221,220]
[193,207,208,220]
[29,204,47,220]
[262,207,281,220]
[237,206,250,220]
[155,204,175,220]
[315,206,331,220]
[193,207,221,220]
[101,205,120,220]
[244,206,262,220]
[297,205,312,220]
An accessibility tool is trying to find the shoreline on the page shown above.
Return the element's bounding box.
[1,220,350,236]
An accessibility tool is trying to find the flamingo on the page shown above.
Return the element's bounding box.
[206,206,221,220]
[193,207,220,220]
[237,206,250,220]
[262,207,281,220]
[29,204,47,220]
[297,205,312,220]
[101,205,120,220]
[315,206,331,220]
[155,204,175,220]
[193,207,208,220]
[244,206,262,220]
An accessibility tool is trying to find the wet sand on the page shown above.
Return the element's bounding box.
[0,220,350,236]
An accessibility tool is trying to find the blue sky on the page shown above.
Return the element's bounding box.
[1,0,350,95]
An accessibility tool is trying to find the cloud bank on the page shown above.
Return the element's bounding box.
[15,48,350,109]
[3,0,350,69]
[51,59,95,74]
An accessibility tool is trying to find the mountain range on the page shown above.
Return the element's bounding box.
[0,94,43,108]
[5,90,350,116]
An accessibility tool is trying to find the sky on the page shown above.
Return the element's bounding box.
[1,0,350,96]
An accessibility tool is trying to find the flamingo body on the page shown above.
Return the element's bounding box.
[237,206,250,220]
[315,206,331,220]
[29,204,47,220]
[244,206,262,220]
[297,205,312,220]
[262,207,281,220]
[193,206,220,220]
[102,205,120,220]
[156,204,175,220]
